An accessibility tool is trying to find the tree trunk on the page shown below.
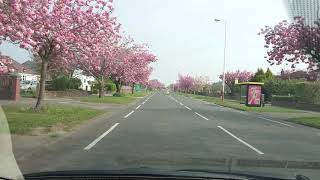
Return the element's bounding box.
[115,80,121,93]
[131,83,135,94]
[98,77,105,98]
[34,60,48,111]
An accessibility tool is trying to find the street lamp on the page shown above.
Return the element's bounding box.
[214,18,227,103]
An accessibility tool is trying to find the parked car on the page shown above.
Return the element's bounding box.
[20,80,38,91]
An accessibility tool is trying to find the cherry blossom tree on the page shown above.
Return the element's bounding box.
[259,17,320,70]
[176,74,194,93]
[128,66,152,94]
[190,76,210,94]
[0,55,12,74]
[108,41,156,94]
[147,79,164,90]
[0,0,119,109]
[219,70,253,95]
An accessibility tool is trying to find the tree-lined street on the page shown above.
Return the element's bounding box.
[14,91,320,179]
[2,1,320,179]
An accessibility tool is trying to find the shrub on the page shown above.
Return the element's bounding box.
[264,79,302,101]
[68,78,81,89]
[105,82,116,92]
[113,92,125,97]
[21,90,36,98]
[52,75,81,91]
[52,76,69,90]
[294,82,320,104]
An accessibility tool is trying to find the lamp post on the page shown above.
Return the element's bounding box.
[214,18,227,103]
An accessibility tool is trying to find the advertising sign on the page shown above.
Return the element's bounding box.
[247,85,261,106]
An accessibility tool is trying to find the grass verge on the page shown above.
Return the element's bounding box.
[126,91,150,98]
[2,105,103,135]
[177,92,299,113]
[81,92,150,104]
[81,95,136,104]
[288,117,320,129]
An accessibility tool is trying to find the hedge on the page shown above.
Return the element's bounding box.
[264,79,303,101]
[294,82,320,104]
[270,82,320,104]
[271,95,296,102]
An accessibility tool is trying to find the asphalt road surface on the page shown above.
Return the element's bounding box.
[15,92,320,179]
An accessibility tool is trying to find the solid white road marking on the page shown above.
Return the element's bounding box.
[194,112,209,121]
[136,105,141,110]
[84,123,119,150]
[124,110,135,118]
[258,117,293,127]
[184,106,192,110]
[217,126,264,155]
[179,102,184,106]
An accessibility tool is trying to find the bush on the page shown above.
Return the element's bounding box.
[113,92,125,97]
[51,75,81,91]
[21,90,36,98]
[105,82,116,92]
[264,79,302,101]
[294,82,320,104]
[92,88,98,94]
[68,78,81,89]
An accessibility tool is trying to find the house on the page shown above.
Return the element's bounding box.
[72,69,95,91]
[0,55,39,81]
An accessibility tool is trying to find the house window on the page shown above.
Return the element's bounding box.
[84,79,86,83]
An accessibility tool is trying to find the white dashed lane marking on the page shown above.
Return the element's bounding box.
[84,123,119,150]
[124,110,135,118]
[218,126,264,155]
[194,112,209,121]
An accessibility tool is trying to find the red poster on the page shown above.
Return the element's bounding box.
[247,85,261,106]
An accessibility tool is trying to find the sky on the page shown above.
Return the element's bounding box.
[0,0,292,85]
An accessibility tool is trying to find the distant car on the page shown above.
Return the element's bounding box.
[165,89,170,95]
[20,80,38,91]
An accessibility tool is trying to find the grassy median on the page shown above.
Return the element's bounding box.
[288,117,320,129]
[81,91,150,104]
[2,105,103,135]
[177,92,299,113]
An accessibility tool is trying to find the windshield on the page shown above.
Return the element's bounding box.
[1,0,320,180]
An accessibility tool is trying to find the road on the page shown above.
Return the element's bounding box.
[15,92,320,179]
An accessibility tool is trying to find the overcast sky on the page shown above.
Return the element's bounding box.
[0,0,291,85]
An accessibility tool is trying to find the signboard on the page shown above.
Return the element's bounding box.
[247,85,261,107]
[134,84,141,92]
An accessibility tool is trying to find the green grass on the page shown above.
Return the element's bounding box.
[81,91,150,104]
[2,105,103,135]
[20,91,36,98]
[177,92,299,113]
[289,117,320,129]
[126,91,150,98]
[81,95,137,104]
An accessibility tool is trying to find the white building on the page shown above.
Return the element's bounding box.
[72,69,95,91]
[19,73,39,81]
[284,0,320,26]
